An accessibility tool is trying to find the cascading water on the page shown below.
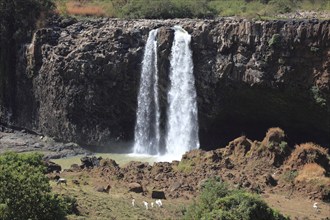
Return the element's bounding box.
[133,29,161,155]
[165,26,200,158]
[133,27,199,160]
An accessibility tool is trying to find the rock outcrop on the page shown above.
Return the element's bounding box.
[5,17,330,149]
[68,129,330,201]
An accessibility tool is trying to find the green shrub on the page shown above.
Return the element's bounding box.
[268,34,281,47]
[0,152,75,220]
[282,170,298,183]
[279,141,288,153]
[269,0,297,13]
[310,46,320,53]
[310,86,326,107]
[177,159,194,173]
[184,178,288,220]
[114,0,217,18]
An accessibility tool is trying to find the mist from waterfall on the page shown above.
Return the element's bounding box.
[133,29,160,155]
[165,26,200,158]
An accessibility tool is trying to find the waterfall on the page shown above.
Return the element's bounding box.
[133,29,160,155]
[133,27,199,160]
[165,26,200,158]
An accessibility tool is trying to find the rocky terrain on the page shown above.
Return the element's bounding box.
[49,127,330,219]
[0,17,327,151]
[0,124,90,159]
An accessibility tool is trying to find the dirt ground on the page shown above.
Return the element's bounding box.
[263,193,330,220]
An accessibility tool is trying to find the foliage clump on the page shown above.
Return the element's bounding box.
[268,34,281,47]
[184,177,288,220]
[310,86,326,107]
[0,152,76,220]
[112,0,217,19]
[61,0,330,18]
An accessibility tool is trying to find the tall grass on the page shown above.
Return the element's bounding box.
[299,0,330,11]
[66,1,106,16]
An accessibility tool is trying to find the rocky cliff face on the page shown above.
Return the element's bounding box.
[9,17,330,149]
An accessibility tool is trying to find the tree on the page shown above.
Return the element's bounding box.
[184,178,288,220]
[0,0,54,120]
[0,152,67,220]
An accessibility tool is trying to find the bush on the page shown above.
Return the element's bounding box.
[282,170,298,183]
[0,152,74,220]
[184,178,288,220]
[114,0,217,19]
[268,34,281,47]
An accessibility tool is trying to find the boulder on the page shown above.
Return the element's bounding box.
[45,161,61,173]
[152,190,166,199]
[128,182,143,193]
[95,184,111,193]
[264,174,277,186]
[169,182,181,192]
[70,163,81,171]
[80,156,102,168]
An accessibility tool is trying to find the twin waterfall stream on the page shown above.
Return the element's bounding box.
[133,26,199,161]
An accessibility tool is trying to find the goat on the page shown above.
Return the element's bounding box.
[143,201,148,210]
[132,199,135,207]
[313,202,320,212]
[155,199,162,207]
[57,178,67,186]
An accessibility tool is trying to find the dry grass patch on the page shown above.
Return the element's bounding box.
[66,1,105,16]
[295,163,330,186]
[296,163,326,179]
[261,127,285,147]
[285,142,329,172]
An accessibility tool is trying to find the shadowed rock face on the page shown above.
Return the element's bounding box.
[6,17,330,150]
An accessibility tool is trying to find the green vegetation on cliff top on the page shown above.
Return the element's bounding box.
[56,0,330,18]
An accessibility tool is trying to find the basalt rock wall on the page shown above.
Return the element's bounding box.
[7,18,330,149]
